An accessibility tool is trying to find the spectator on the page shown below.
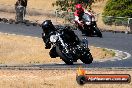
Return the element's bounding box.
[15,0,25,22]
[21,0,28,17]
[15,0,27,17]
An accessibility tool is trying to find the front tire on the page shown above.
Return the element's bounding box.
[56,46,73,65]
[93,26,102,38]
[49,47,58,58]
[61,57,73,65]
[80,51,93,64]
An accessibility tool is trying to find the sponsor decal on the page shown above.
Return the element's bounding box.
[76,67,131,85]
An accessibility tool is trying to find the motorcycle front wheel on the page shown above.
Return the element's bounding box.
[56,46,73,65]
[93,26,102,38]
[80,50,93,64]
[49,46,58,58]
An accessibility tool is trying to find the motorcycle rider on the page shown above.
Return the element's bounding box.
[15,0,25,22]
[21,0,28,17]
[41,20,56,49]
[74,4,85,30]
[41,20,80,49]
[74,4,94,32]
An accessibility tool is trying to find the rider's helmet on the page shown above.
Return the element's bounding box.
[42,20,52,29]
[75,4,83,10]
[41,20,55,33]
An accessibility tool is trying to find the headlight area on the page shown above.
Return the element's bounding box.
[50,35,58,43]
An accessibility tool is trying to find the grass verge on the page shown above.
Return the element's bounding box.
[0,33,115,65]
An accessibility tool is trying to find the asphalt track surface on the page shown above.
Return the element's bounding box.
[0,23,132,68]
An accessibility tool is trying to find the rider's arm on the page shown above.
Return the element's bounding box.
[84,9,92,16]
[75,16,82,24]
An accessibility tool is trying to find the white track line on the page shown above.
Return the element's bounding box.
[93,46,131,62]
[0,32,41,39]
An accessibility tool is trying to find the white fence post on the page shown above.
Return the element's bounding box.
[128,18,132,33]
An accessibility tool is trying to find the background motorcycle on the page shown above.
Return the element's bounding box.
[41,20,93,65]
[75,13,102,38]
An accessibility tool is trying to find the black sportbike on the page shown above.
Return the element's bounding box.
[41,20,93,65]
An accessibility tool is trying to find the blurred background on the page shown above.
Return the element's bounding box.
[0,0,131,32]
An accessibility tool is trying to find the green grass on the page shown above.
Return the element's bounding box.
[102,48,116,57]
